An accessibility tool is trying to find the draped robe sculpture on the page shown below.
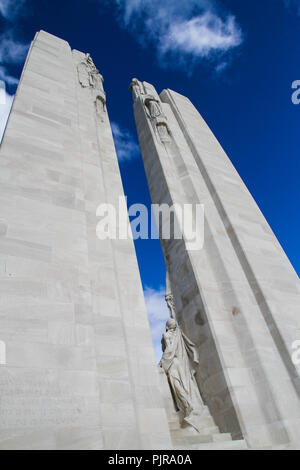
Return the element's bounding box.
[77,53,106,121]
[160,272,205,432]
[77,53,104,92]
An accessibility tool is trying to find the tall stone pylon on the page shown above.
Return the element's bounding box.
[0,31,171,450]
[130,79,300,449]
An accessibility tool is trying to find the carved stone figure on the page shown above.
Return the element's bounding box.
[143,81,160,99]
[129,78,145,101]
[156,121,170,143]
[130,77,171,143]
[95,95,106,121]
[91,70,104,92]
[77,61,90,88]
[160,318,204,431]
[144,96,170,142]
[77,53,106,122]
[77,53,104,93]
[144,96,162,119]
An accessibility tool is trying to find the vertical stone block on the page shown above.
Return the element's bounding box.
[131,79,300,449]
[0,31,171,450]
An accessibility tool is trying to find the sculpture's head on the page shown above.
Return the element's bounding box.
[166,318,177,331]
[129,78,139,89]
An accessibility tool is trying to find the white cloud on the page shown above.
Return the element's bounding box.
[0,0,27,20]
[0,91,14,142]
[0,34,28,89]
[0,34,29,65]
[110,0,243,70]
[0,30,29,91]
[0,65,19,86]
[111,121,139,162]
[161,13,242,58]
[143,285,169,363]
[0,0,29,88]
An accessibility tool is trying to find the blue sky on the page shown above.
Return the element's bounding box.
[0,0,299,361]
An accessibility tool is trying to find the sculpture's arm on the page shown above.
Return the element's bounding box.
[163,333,172,350]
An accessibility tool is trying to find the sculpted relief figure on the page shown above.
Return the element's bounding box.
[77,60,90,88]
[144,95,170,142]
[77,53,104,92]
[130,78,171,142]
[144,95,163,119]
[160,317,204,432]
[156,121,170,143]
[95,95,106,121]
[129,78,146,101]
[77,53,106,121]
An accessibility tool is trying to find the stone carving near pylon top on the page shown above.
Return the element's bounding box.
[77,53,106,121]
[129,78,159,101]
[94,94,106,122]
[130,78,171,143]
[77,53,104,92]
[129,78,145,101]
[165,293,176,319]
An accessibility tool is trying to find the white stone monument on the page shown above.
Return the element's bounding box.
[0,31,171,450]
[0,29,299,450]
[131,78,300,449]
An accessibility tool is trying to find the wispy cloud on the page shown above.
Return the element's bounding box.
[0,65,19,86]
[144,285,169,363]
[110,0,243,72]
[214,61,229,75]
[283,0,300,15]
[0,0,27,20]
[0,0,29,89]
[0,33,29,65]
[0,91,14,142]
[0,33,29,90]
[111,121,139,162]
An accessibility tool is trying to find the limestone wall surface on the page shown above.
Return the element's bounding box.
[0,31,171,450]
[132,81,300,449]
